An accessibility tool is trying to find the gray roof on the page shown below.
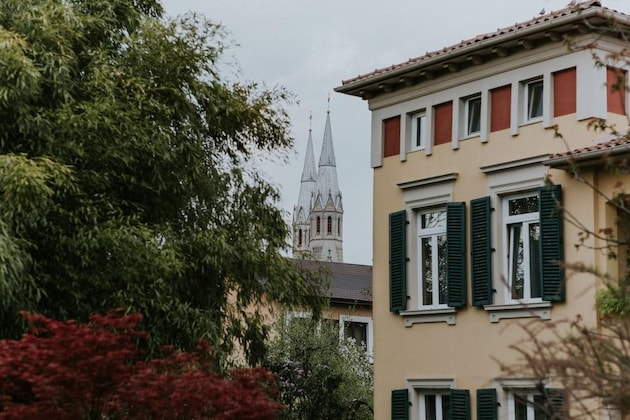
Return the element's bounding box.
[294,259,372,306]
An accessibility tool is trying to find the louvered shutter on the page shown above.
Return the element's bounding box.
[390,211,407,311]
[546,388,567,419]
[471,196,493,306]
[476,388,497,420]
[447,202,466,307]
[450,389,471,420]
[539,185,565,301]
[391,389,409,420]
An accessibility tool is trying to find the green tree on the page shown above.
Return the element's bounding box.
[266,315,374,419]
[0,0,326,364]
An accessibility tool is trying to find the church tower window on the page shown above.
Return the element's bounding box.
[317,216,321,234]
[327,216,333,234]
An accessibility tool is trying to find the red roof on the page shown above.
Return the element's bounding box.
[551,136,630,158]
[340,1,625,87]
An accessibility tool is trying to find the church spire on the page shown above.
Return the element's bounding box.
[315,106,340,209]
[292,103,343,263]
[294,116,317,223]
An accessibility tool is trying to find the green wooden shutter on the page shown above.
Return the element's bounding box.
[476,388,497,420]
[546,388,566,419]
[539,185,565,301]
[390,210,407,311]
[391,388,409,420]
[471,196,493,306]
[450,389,471,420]
[447,202,466,307]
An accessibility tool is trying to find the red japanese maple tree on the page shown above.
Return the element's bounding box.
[0,310,282,419]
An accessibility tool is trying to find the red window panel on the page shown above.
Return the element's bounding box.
[383,116,401,157]
[433,101,452,145]
[553,67,576,117]
[607,67,627,115]
[490,85,511,132]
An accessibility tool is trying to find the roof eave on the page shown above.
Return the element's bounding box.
[335,7,624,98]
[545,144,630,170]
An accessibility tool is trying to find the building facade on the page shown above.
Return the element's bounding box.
[336,1,630,419]
[293,111,344,262]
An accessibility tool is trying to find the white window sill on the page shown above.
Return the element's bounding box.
[462,132,480,140]
[409,146,426,153]
[400,307,457,326]
[484,301,552,323]
[520,117,543,127]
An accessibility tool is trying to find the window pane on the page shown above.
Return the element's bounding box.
[515,394,529,420]
[416,114,426,147]
[468,96,481,134]
[509,196,538,215]
[528,80,543,119]
[344,321,367,346]
[422,237,433,306]
[438,234,447,304]
[422,210,446,229]
[509,224,525,300]
[534,395,547,420]
[442,394,451,420]
[529,223,541,298]
[425,394,437,420]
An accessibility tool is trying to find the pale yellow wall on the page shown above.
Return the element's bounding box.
[371,111,627,418]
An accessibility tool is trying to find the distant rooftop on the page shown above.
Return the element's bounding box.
[294,259,372,306]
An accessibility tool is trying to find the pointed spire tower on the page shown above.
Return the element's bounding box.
[292,114,317,256]
[309,99,343,262]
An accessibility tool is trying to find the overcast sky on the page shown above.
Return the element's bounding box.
[161,0,627,265]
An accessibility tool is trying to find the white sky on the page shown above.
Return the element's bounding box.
[161,0,628,265]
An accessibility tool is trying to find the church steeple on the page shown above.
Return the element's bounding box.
[292,102,343,263]
[292,116,317,255]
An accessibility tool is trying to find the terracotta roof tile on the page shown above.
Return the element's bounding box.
[341,1,624,86]
[550,136,630,159]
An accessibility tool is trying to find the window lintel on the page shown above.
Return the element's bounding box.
[398,173,458,190]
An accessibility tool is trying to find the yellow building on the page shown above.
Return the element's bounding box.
[336,1,630,419]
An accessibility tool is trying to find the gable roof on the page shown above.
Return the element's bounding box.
[294,259,372,306]
[335,1,630,99]
[545,136,630,169]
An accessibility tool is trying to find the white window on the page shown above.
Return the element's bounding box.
[510,391,545,419]
[411,111,427,151]
[407,378,456,420]
[465,94,482,136]
[417,208,447,308]
[508,391,549,420]
[419,392,451,420]
[503,193,541,303]
[339,315,373,357]
[525,78,543,121]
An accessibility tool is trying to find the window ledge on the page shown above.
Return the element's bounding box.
[400,307,457,326]
[484,302,552,323]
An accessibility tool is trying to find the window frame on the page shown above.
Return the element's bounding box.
[508,390,548,420]
[419,392,451,420]
[502,192,543,305]
[339,315,373,358]
[410,110,427,151]
[417,207,448,309]
[464,94,482,137]
[524,77,544,122]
